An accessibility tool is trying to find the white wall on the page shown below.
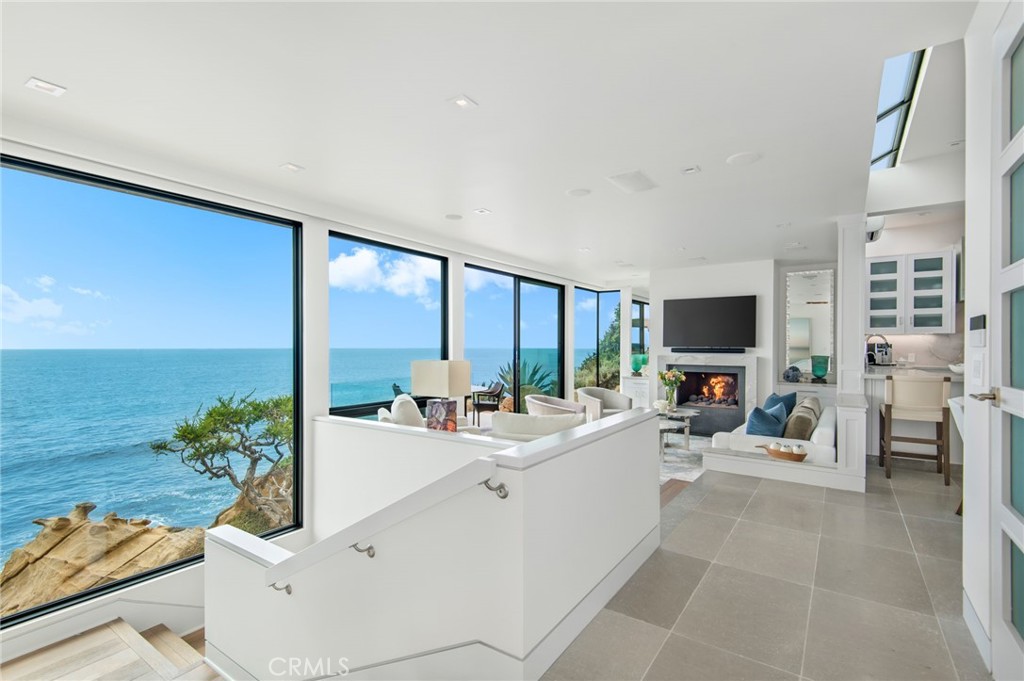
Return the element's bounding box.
[649,260,775,405]
[865,151,965,215]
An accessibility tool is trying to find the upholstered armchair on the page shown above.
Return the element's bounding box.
[524,394,587,416]
[576,387,633,421]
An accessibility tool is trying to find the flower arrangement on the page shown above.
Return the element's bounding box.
[658,369,685,394]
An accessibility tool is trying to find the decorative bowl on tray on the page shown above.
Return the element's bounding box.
[948,363,964,374]
[756,444,808,462]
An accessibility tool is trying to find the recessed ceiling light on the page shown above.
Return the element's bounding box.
[775,222,791,229]
[25,77,66,97]
[688,256,707,262]
[725,151,763,166]
[677,246,687,252]
[578,247,591,254]
[448,94,478,109]
[783,241,807,250]
[445,214,463,221]
[680,165,702,175]
[473,208,491,215]
[279,162,305,172]
[949,139,965,147]
[566,188,591,198]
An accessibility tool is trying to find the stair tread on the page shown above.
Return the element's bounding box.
[2,619,183,681]
[140,624,204,673]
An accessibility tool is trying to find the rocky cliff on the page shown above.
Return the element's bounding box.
[0,465,293,618]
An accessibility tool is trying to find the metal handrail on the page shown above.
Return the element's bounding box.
[264,456,501,587]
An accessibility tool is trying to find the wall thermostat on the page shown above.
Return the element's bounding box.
[969,315,986,348]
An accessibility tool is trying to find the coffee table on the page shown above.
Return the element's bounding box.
[659,408,700,459]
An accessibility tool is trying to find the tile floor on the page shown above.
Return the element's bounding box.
[542,464,991,681]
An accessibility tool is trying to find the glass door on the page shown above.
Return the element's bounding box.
[986,11,1024,679]
[866,256,904,333]
[465,266,564,413]
[464,267,514,415]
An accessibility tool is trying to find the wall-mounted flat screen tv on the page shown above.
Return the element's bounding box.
[663,295,756,349]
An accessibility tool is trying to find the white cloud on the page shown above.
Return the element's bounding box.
[2,284,62,323]
[576,296,597,312]
[328,247,383,291]
[30,275,57,292]
[69,286,109,300]
[329,247,441,309]
[465,269,513,292]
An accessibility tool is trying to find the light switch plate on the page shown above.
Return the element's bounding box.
[972,356,984,382]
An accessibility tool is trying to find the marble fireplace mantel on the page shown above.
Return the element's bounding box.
[657,352,758,417]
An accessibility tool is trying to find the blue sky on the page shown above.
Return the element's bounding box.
[2,165,616,351]
[1,167,294,349]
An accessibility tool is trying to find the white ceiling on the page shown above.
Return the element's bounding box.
[1,2,976,288]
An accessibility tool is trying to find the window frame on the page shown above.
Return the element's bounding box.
[0,153,304,630]
[870,50,925,169]
[465,263,565,409]
[327,230,449,418]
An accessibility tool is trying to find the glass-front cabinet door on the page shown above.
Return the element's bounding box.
[866,256,904,333]
[906,251,954,333]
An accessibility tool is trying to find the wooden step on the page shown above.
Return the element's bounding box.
[1,618,174,680]
[140,624,204,676]
[0,619,212,681]
[181,628,206,657]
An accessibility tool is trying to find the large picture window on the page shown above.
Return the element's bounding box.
[0,157,301,626]
[328,233,446,415]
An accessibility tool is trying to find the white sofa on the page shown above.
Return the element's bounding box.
[711,405,837,465]
[490,411,586,442]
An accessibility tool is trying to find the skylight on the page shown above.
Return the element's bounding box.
[870,50,924,170]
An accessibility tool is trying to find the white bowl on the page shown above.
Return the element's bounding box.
[948,363,965,374]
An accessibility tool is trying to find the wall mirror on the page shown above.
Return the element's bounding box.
[783,269,835,383]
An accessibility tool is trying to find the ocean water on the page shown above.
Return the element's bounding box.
[0,347,593,564]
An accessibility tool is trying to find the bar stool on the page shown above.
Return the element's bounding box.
[879,374,952,485]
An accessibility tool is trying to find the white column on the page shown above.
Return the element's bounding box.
[448,256,466,362]
[835,215,866,394]
[834,215,867,490]
[565,285,577,398]
[619,287,633,389]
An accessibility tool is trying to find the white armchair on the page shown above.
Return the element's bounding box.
[525,394,587,416]
[377,394,480,434]
[576,387,633,421]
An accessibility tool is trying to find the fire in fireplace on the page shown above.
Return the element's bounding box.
[676,371,740,408]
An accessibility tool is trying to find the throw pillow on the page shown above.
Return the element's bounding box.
[377,407,394,424]
[764,392,797,417]
[745,403,787,437]
[783,397,822,440]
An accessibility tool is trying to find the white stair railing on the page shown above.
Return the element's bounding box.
[263,456,502,587]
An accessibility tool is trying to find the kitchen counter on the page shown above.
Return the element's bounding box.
[864,365,964,382]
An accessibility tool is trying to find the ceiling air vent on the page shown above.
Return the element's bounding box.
[606,170,658,194]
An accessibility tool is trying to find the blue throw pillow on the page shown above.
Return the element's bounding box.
[746,403,787,437]
[764,392,797,417]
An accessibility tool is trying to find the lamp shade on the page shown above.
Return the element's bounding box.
[410,360,471,398]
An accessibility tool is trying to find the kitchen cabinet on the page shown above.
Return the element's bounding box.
[866,250,954,334]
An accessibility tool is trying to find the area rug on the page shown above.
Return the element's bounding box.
[660,435,711,484]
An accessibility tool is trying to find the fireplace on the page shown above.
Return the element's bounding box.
[668,363,747,436]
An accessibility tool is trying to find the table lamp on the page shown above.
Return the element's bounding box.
[410,360,471,431]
